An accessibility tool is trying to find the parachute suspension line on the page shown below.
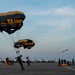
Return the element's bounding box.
[10,34,19,54]
[2,32,12,47]
[17,27,23,40]
[2,32,18,55]
[10,34,21,55]
[17,30,20,40]
[10,34,15,43]
[17,30,21,50]
[17,30,22,55]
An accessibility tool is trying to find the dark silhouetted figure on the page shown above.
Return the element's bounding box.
[6,57,10,65]
[72,59,74,66]
[58,58,61,66]
[61,59,64,64]
[16,55,25,70]
[64,59,66,64]
[26,57,30,66]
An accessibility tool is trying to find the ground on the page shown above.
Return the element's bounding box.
[0,62,75,75]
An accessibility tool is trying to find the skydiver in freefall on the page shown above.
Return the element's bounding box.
[15,55,25,70]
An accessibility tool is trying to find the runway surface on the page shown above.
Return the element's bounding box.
[0,62,75,75]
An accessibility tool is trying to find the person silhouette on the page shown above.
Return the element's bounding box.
[58,58,61,66]
[16,55,25,70]
[26,56,30,66]
[72,58,74,66]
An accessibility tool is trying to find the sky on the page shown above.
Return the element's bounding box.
[0,0,75,61]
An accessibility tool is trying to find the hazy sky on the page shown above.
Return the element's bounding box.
[0,0,75,61]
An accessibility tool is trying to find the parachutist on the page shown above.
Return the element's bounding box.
[26,57,30,66]
[16,50,20,54]
[16,55,25,70]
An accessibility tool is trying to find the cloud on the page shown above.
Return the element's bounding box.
[26,6,75,17]
[26,6,75,27]
[53,7,75,16]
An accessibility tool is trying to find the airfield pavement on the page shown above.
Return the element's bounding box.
[0,62,75,75]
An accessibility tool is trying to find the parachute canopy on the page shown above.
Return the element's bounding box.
[14,39,35,49]
[0,11,25,34]
[58,49,68,54]
[62,49,68,53]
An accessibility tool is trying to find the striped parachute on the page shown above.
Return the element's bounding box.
[14,39,35,49]
[0,11,25,34]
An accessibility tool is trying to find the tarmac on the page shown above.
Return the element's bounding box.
[0,62,75,75]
